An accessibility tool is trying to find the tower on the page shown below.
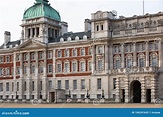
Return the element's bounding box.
[20,0,67,44]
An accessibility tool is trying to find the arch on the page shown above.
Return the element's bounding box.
[130,80,141,103]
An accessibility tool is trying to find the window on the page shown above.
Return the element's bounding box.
[0,68,4,76]
[24,53,28,60]
[97,94,101,99]
[6,68,10,75]
[0,83,3,92]
[96,25,99,31]
[98,60,103,70]
[39,52,44,59]
[139,58,145,67]
[36,27,39,37]
[17,82,19,91]
[49,81,52,90]
[58,80,61,89]
[65,49,69,57]
[150,54,158,67]
[48,51,53,59]
[97,79,101,89]
[31,65,35,74]
[6,83,9,92]
[48,64,53,73]
[72,62,77,72]
[113,78,116,89]
[98,46,103,54]
[72,49,77,56]
[0,56,4,63]
[73,80,77,90]
[89,48,92,55]
[113,45,121,53]
[101,25,103,30]
[31,52,35,60]
[40,81,42,91]
[81,79,85,89]
[73,95,77,99]
[16,67,20,75]
[12,82,14,91]
[114,59,120,69]
[80,61,85,72]
[125,44,132,52]
[81,95,85,99]
[57,63,62,73]
[24,66,27,74]
[32,81,34,91]
[39,65,43,73]
[16,54,20,61]
[126,59,132,68]
[64,62,69,73]
[149,42,158,50]
[88,62,92,71]
[6,56,10,63]
[57,50,62,58]
[65,80,69,90]
[80,48,85,56]
[137,43,145,51]
[24,82,26,91]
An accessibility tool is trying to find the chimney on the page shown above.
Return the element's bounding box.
[4,31,11,45]
[84,19,91,32]
[61,22,68,35]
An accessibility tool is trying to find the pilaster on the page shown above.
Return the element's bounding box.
[115,78,120,102]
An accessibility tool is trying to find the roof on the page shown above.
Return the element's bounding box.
[0,40,20,49]
[23,0,61,21]
[49,30,91,43]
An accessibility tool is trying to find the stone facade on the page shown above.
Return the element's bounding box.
[0,1,163,103]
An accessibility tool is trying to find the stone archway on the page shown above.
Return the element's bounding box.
[130,80,141,103]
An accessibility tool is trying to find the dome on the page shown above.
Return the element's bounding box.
[23,0,61,21]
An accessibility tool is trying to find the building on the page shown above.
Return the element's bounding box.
[0,0,163,103]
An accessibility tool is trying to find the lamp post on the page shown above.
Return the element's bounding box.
[102,89,105,99]
[68,90,71,98]
[86,89,90,99]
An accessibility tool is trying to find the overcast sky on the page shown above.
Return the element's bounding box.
[0,0,163,45]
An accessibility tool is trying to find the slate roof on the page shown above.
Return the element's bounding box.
[49,30,91,43]
[0,40,20,49]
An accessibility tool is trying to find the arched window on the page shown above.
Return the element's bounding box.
[138,54,145,67]
[125,54,132,68]
[150,53,158,67]
[114,55,121,69]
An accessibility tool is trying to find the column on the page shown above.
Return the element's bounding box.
[53,49,56,89]
[115,78,120,102]
[109,44,113,70]
[105,45,109,73]
[151,78,156,103]
[158,40,162,67]
[121,43,125,68]
[141,78,145,103]
[27,52,31,100]
[13,53,17,99]
[19,53,23,99]
[146,41,149,67]
[92,45,96,74]
[30,28,33,38]
[133,42,137,67]
[35,52,39,99]
[43,50,47,100]
[125,76,129,103]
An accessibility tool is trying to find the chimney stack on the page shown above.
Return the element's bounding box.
[84,19,91,32]
[4,31,11,45]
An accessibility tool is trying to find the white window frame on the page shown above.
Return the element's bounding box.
[48,51,53,59]
[48,64,53,73]
[72,49,77,57]
[88,61,92,71]
[72,61,77,72]
[80,48,85,56]
[6,67,10,76]
[57,50,62,58]
[64,61,70,73]
[0,68,4,76]
[57,63,62,73]
[80,61,85,72]
[31,52,35,60]
[6,56,10,63]
[0,56,4,63]
[65,49,69,57]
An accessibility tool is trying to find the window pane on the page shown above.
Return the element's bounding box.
[97,79,101,89]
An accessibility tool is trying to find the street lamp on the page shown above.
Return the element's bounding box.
[102,89,105,99]
[86,89,90,99]
[68,90,71,98]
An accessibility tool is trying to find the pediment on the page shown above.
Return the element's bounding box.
[17,39,46,49]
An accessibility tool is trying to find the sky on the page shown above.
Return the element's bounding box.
[0,0,163,45]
